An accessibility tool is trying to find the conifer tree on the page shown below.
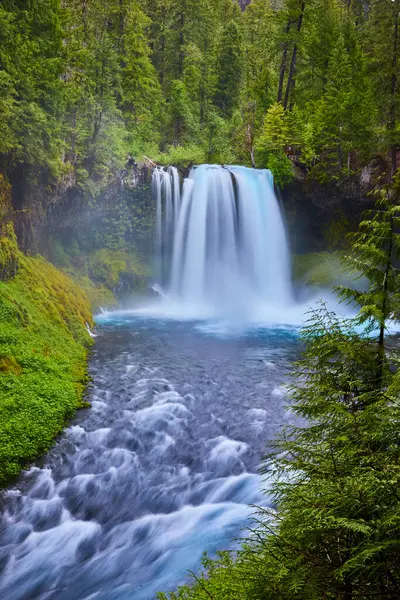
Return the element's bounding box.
[236,0,278,163]
[214,19,244,118]
[119,0,164,151]
[0,0,65,175]
[366,0,400,178]
[339,188,400,385]
[298,9,374,181]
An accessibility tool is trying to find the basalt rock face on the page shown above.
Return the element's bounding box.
[7,164,153,258]
[281,176,375,254]
[7,164,78,254]
[0,175,19,281]
[2,164,153,303]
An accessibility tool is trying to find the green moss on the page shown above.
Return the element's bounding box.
[0,222,19,281]
[0,243,94,485]
[87,248,149,289]
[72,274,116,312]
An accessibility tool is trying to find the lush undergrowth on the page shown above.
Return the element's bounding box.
[0,232,94,485]
[50,245,150,310]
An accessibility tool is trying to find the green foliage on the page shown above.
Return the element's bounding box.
[301,29,374,181]
[0,242,93,484]
[254,104,293,186]
[265,151,293,187]
[1,0,400,189]
[0,222,19,281]
[0,1,64,173]
[88,248,148,289]
[153,144,206,167]
[258,103,291,152]
[214,19,243,118]
[338,191,400,329]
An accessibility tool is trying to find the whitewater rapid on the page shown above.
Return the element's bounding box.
[0,318,298,600]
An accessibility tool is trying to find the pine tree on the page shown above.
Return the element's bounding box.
[338,188,400,385]
[276,0,307,110]
[120,0,164,152]
[0,0,65,175]
[214,19,244,118]
[253,304,400,599]
[236,0,278,164]
[366,0,400,178]
[61,0,125,194]
[299,16,374,181]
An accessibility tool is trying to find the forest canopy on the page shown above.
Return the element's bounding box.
[0,0,399,192]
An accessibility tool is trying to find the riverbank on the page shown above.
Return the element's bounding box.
[0,225,94,485]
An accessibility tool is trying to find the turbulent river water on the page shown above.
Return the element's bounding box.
[0,313,299,600]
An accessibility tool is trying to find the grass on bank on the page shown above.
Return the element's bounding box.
[0,235,94,485]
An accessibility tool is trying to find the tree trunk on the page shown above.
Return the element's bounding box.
[283,1,306,110]
[376,214,393,387]
[389,4,399,180]
[283,43,298,109]
[119,0,125,56]
[277,21,291,103]
[376,6,399,386]
[82,0,88,35]
[178,11,185,78]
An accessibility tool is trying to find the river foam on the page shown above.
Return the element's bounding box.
[0,317,298,599]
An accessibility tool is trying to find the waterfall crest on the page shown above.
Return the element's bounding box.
[153,164,293,316]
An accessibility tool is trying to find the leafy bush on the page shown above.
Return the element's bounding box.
[153,144,207,168]
[265,151,293,188]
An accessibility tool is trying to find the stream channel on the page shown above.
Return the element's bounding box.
[0,313,299,599]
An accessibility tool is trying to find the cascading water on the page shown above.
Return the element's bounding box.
[153,166,181,287]
[153,165,293,316]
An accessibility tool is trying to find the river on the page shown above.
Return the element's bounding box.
[0,313,299,600]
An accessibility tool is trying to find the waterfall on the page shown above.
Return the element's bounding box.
[153,164,293,315]
[153,166,180,284]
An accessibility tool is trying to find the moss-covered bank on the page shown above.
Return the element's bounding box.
[0,228,93,485]
[50,245,150,311]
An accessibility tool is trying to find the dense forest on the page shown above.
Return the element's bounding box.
[1,0,399,199]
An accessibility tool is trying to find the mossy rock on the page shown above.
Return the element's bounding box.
[88,248,149,290]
